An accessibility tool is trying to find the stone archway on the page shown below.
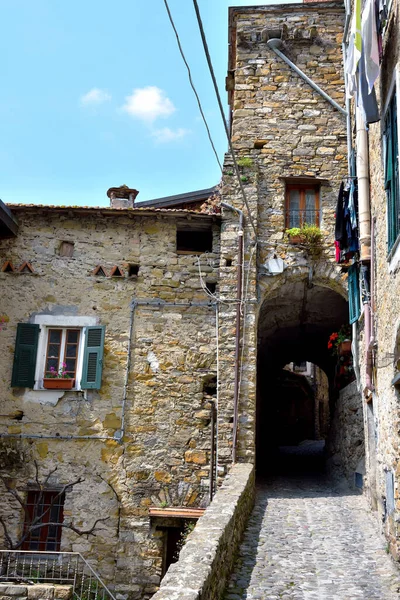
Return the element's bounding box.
[256,275,349,474]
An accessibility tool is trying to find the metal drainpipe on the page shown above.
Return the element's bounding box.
[209,399,216,502]
[267,39,347,116]
[117,300,136,442]
[221,202,244,464]
[356,107,373,394]
[342,41,353,177]
[356,108,372,261]
[365,218,376,394]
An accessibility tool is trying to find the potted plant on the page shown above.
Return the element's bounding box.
[285,227,304,244]
[43,363,75,389]
[285,224,324,254]
[328,325,352,357]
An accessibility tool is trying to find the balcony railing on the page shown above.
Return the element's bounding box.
[285,209,320,228]
[0,551,116,600]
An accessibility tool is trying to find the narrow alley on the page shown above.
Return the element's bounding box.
[224,447,400,600]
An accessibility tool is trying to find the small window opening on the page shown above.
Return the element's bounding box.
[206,282,216,295]
[110,265,124,277]
[176,229,213,254]
[18,262,34,273]
[22,490,65,551]
[128,264,139,277]
[225,258,233,267]
[285,183,320,228]
[2,261,15,273]
[293,360,307,373]
[160,520,195,577]
[59,241,74,258]
[92,265,108,277]
[203,375,217,396]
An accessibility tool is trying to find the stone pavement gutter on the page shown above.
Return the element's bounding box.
[151,463,255,600]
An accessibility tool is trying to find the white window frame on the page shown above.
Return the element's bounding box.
[33,316,98,391]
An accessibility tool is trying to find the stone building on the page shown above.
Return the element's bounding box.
[346,0,400,559]
[2,0,400,596]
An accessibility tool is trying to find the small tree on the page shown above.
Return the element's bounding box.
[0,461,108,550]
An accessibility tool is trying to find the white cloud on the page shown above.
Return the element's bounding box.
[151,127,191,144]
[81,88,111,106]
[122,86,176,122]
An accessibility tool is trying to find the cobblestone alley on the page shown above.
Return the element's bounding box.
[224,459,400,599]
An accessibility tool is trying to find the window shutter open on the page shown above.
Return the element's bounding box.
[348,264,361,324]
[11,323,40,387]
[81,326,105,389]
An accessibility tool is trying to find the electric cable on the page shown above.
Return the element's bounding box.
[192,0,257,238]
[163,0,223,172]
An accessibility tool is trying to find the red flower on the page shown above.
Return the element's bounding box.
[327,342,333,349]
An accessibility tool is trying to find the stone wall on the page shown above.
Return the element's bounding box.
[151,463,255,600]
[220,1,348,465]
[326,381,365,489]
[0,207,221,598]
[0,584,72,600]
[358,0,400,557]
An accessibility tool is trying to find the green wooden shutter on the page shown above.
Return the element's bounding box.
[81,326,105,389]
[11,323,40,387]
[385,93,399,251]
[348,264,361,324]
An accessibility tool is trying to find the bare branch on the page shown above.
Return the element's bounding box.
[29,477,84,530]
[25,517,110,538]
[0,516,15,549]
[43,464,58,487]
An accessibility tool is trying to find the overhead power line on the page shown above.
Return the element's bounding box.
[163,0,223,172]
[192,0,257,238]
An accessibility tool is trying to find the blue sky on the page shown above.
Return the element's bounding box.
[0,0,296,207]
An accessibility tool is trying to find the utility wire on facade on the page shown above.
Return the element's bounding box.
[192,0,258,239]
[162,0,223,172]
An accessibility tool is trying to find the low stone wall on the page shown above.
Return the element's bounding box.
[327,380,365,489]
[0,584,72,600]
[151,463,255,600]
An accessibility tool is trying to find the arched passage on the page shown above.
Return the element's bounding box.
[256,278,349,475]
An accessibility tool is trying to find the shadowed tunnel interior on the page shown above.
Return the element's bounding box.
[256,279,349,475]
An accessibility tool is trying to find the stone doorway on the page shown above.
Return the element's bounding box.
[256,279,349,476]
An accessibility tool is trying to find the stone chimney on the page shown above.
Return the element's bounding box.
[107,185,139,209]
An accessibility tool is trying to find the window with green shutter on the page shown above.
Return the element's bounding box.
[384,91,400,252]
[11,323,40,387]
[348,264,361,324]
[81,326,105,389]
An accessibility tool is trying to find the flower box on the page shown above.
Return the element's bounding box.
[43,378,75,390]
[338,340,352,356]
[288,235,304,245]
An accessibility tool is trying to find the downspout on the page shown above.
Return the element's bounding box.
[267,38,347,116]
[221,202,244,464]
[209,399,216,502]
[117,299,136,442]
[356,107,374,394]
[356,108,372,261]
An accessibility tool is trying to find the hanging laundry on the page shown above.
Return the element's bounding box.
[357,46,380,124]
[362,0,380,93]
[335,182,347,249]
[354,0,363,68]
[375,0,387,61]
[345,32,358,98]
[348,180,358,230]
[335,180,359,263]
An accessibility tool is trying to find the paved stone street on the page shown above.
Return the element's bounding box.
[224,473,400,599]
